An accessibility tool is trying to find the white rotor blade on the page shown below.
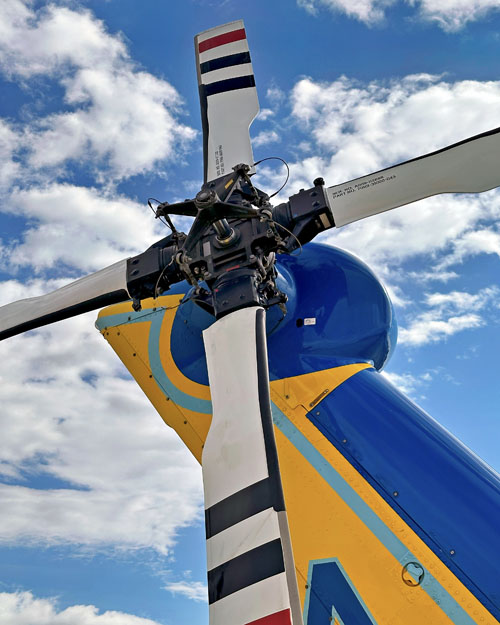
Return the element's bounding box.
[195,20,259,183]
[0,259,130,340]
[326,126,500,227]
[202,307,302,625]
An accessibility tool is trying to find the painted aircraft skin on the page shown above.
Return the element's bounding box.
[96,242,500,625]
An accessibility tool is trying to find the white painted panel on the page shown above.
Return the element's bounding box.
[209,573,290,625]
[327,130,500,227]
[206,507,280,570]
[201,63,253,85]
[0,259,129,334]
[205,87,258,181]
[202,307,268,508]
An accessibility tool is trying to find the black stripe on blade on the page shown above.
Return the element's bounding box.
[0,289,129,341]
[205,477,274,539]
[202,75,255,97]
[207,538,285,604]
[256,308,286,512]
[200,51,251,74]
[198,84,209,183]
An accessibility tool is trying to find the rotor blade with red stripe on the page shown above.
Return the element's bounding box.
[202,307,302,625]
[326,126,500,227]
[195,20,259,183]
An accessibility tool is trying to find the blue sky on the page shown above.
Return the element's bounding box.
[1,1,500,623]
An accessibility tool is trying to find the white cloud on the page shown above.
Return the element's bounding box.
[26,69,195,180]
[0,119,20,190]
[0,591,162,625]
[0,314,203,553]
[164,581,208,603]
[382,370,429,396]
[424,286,500,311]
[297,0,395,23]
[257,108,275,121]
[410,0,500,31]
[406,270,459,283]
[398,286,498,345]
[0,1,196,181]
[0,1,126,79]
[297,0,500,29]
[398,312,483,345]
[290,75,500,179]
[3,184,164,273]
[266,86,286,105]
[438,227,500,269]
[252,130,280,147]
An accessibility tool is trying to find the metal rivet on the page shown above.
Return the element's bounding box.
[450,549,455,555]
[149,374,153,379]
[117,331,120,336]
[316,411,320,416]
[183,420,188,424]
[133,353,136,357]
[393,491,399,497]
[342,439,347,444]
[285,395,289,399]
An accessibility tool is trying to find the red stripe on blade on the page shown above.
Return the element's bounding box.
[246,609,291,625]
[199,28,246,53]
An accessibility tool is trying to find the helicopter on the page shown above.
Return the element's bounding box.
[1,17,500,625]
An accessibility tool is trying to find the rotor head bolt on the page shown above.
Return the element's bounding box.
[196,189,213,202]
[233,163,250,173]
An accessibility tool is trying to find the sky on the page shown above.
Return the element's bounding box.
[0,0,500,623]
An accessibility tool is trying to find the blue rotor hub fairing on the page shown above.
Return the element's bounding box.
[169,242,397,384]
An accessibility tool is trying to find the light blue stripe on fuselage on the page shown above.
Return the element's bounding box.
[96,308,212,415]
[271,402,478,625]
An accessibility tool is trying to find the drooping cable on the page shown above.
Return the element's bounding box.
[148,198,178,233]
[253,156,290,199]
[272,220,303,256]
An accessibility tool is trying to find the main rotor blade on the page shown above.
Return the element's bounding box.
[195,20,259,184]
[326,126,500,227]
[0,260,130,341]
[202,307,302,625]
